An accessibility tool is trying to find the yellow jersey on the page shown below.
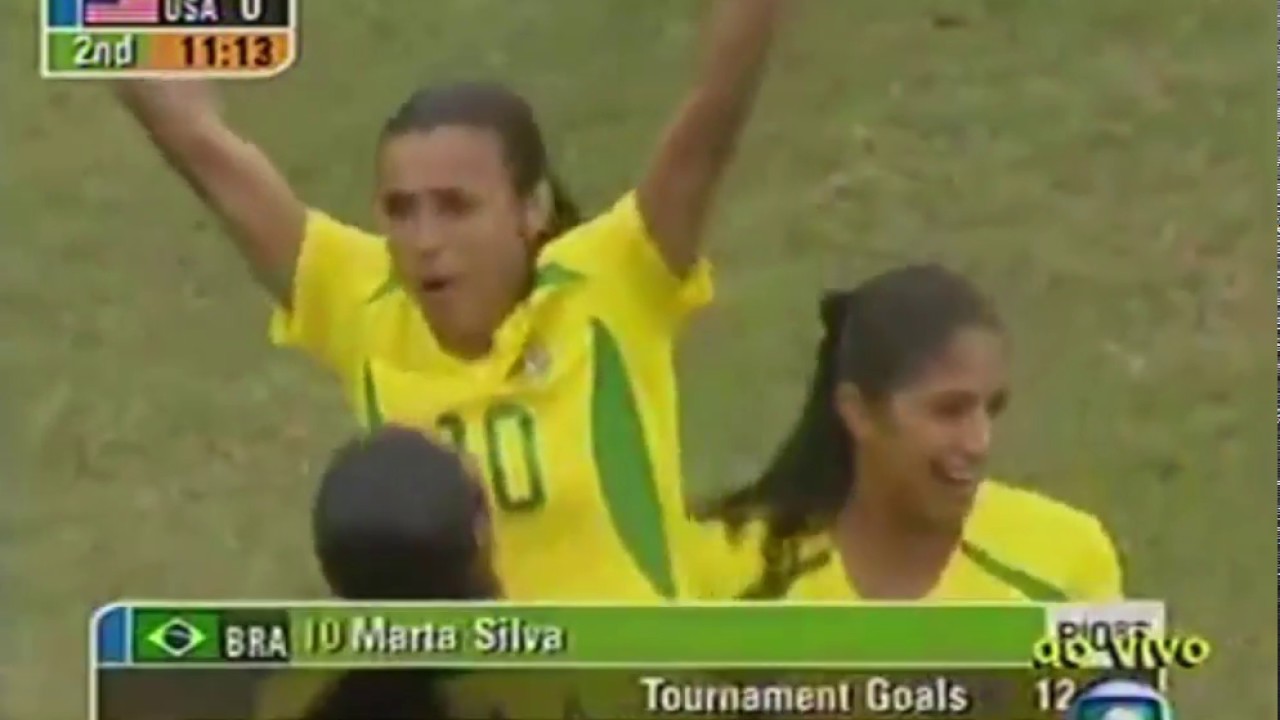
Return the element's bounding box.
[271,193,711,601]
[691,480,1124,601]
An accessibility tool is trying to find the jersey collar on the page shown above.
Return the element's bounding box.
[378,261,584,380]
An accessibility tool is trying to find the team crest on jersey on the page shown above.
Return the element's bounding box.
[513,341,552,382]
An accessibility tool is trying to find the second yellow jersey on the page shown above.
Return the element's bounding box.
[690,480,1125,601]
[271,193,711,601]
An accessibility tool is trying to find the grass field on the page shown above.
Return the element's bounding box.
[4,1,1274,717]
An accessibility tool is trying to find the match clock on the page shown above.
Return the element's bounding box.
[147,31,293,74]
[43,0,296,78]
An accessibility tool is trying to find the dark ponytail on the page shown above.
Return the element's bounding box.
[713,292,858,598]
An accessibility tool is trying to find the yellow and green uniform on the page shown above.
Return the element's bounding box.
[272,193,711,601]
[690,480,1124,601]
[254,482,1121,718]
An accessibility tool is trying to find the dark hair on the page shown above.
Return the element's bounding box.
[305,426,493,720]
[711,264,1003,598]
[312,424,491,600]
[381,82,582,244]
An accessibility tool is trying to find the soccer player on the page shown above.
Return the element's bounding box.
[311,425,498,603]
[115,0,785,602]
[696,265,1124,601]
[260,426,632,720]
[271,425,494,720]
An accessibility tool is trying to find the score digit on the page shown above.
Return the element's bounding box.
[241,0,263,22]
[1034,677,1077,712]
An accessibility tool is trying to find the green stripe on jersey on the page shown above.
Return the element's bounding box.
[588,320,675,598]
[960,540,1068,601]
[361,361,385,429]
[533,263,584,291]
[367,275,399,303]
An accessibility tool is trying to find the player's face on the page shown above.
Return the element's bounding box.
[846,327,1009,530]
[376,127,548,357]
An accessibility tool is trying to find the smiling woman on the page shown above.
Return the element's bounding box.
[694,264,1124,604]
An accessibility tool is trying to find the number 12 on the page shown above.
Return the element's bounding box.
[1034,677,1077,712]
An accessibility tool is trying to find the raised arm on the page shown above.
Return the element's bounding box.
[116,80,305,306]
[637,0,785,277]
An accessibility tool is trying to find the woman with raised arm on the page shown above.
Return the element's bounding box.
[116,0,785,601]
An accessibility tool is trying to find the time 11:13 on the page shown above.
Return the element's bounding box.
[181,35,274,68]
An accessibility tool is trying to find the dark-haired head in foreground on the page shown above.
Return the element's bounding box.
[304,425,498,720]
[708,264,1008,599]
[313,423,498,600]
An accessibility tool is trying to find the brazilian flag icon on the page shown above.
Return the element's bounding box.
[133,610,220,662]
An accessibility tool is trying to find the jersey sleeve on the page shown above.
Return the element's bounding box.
[1067,517,1125,600]
[539,192,713,329]
[268,210,390,376]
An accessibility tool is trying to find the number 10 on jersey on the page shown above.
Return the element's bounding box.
[438,405,548,513]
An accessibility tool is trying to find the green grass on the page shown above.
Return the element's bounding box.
[5,1,1273,717]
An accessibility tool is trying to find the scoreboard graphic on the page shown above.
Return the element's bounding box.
[90,602,1171,720]
[42,0,297,78]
